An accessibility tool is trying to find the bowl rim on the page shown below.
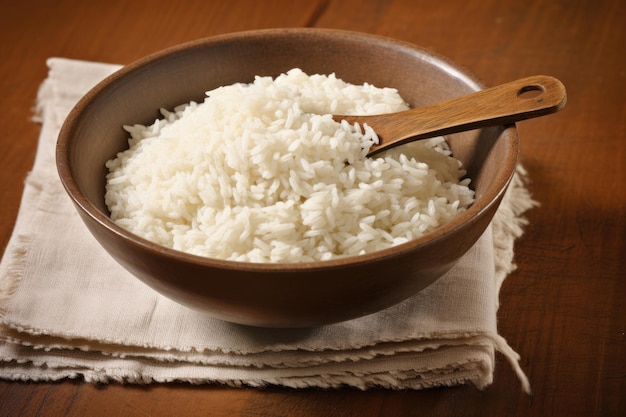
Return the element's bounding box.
[56,27,519,273]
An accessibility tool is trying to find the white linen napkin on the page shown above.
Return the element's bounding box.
[0,58,536,392]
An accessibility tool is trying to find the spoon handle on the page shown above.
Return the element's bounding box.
[338,75,567,156]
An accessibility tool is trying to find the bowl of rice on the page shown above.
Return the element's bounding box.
[57,28,518,327]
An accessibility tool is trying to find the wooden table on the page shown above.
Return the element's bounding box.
[1,0,624,415]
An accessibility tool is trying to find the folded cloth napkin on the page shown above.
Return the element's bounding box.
[0,58,536,392]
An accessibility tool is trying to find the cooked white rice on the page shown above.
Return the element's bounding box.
[105,68,474,263]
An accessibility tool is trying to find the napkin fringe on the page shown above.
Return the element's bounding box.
[32,78,50,124]
[0,235,29,318]
[1,325,496,361]
[0,357,490,391]
[2,323,520,372]
[2,325,530,392]
[487,332,532,394]
[488,166,536,395]
[493,165,540,290]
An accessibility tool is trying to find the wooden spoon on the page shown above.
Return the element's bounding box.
[333,75,567,156]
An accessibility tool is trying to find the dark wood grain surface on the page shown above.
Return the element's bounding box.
[1,0,624,416]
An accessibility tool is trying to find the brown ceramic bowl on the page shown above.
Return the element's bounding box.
[56,28,518,328]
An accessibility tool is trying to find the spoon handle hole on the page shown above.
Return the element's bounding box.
[517,84,545,99]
